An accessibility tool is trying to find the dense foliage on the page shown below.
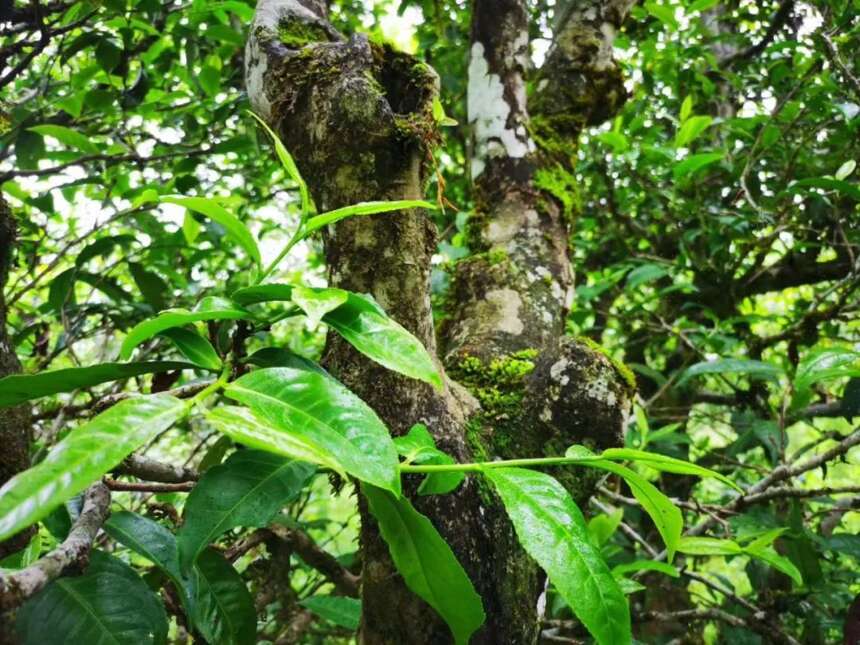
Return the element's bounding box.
[0,0,858,643]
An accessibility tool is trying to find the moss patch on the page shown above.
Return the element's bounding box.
[451,349,538,418]
[575,335,637,391]
[277,19,329,48]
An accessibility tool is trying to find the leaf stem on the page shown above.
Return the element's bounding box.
[399,456,591,474]
[257,229,302,284]
[186,362,232,410]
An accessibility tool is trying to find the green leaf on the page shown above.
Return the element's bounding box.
[745,546,803,586]
[835,159,856,180]
[160,327,222,371]
[104,511,185,597]
[298,596,361,630]
[794,347,860,391]
[129,262,169,311]
[645,1,679,29]
[161,196,261,268]
[679,95,693,122]
[291,285,348,326]
[248,111,311,214]
[120,296,253,360]
[565,451,683,561]
[301,200,435,239]
[394,424,464,495]
[207,406,342,471]
[27,124,99,155]
[232,286,443,389]
[792,177,860,201]
[224,367,401,494]
[677,358,784,385]
[0,361,194,407]
[611,560,679,578]
[177,450,314,570]
[588,507,624,546]
[363,485,485,645]
[673,151,723,180]
[674,115,713,148]
[323,291,443,389]
[600,448,742,491]
[16,550,168,645]
[677,536,743,556]
[626,263,668,288]
[188,548,256,645]
[484,468,630,645]
[0,394,186,542]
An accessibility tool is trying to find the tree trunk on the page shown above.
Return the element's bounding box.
[0,194,33,560]
[245,1,635,641]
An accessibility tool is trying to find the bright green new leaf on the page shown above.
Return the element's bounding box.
[794,347,860,392]
[159,327,223,371]
[744,545,803,586]
[301,200,435,238]
[225,367,401,494]
[0,394,186,542]
[233,285,443,388]
[679,95,693,122]
[600,448,742,491]
[177,450,314,570]
[298,596,361,630]
[363,485,485,645]
[485,468,630,645]
[249,111,311,214]
[588,508,624,546]
[611,560,679,578]
[291,285,348,326]
[393,424,464,495]
[120,296,253,360]
[161,196,261,267]
[565,453,683,561]
[206,406,342,472]
[188,548,256,645]
[16,551,168,645]
[0,361,194,407]
[324,292,443,389]
[674,115,713,148]
[673,151,723,180]
[677,536,743,556]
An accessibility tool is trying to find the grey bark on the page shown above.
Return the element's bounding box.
[245,0,635,641]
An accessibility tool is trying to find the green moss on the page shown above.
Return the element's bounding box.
[277,19,328,48]
[451,350,538,418]
[534,165,580,221]
[575,336,637,391]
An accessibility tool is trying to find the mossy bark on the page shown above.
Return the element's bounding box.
[245,0,635,642]
[0,195,33,560]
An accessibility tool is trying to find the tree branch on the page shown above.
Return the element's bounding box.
[0,483,110,610]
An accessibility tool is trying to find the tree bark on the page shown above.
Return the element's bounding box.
[0,194,33,560]
[245,1,635,641]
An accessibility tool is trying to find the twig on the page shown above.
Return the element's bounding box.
[103,477,195,493]
[113,454,199,483]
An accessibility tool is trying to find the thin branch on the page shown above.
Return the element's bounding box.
[268,525,360,597]
[113,454,199,484]
[0,482,110,610]
[103,477,195,493]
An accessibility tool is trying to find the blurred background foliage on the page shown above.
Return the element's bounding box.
[1,0,858,642]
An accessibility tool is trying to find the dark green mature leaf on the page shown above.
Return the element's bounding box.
[129,262,169,311]
[298,596,361,630]
[177,450,314,570]
[673,151,723,180]
[17,550,168,645]
[188,548,256,645]
[301,200,435,238]
[745,545,802,586]
[794,347,860,392]
[161,196,261,267]
[0,394,186,542]
[120,296,253,360]
[224,367,401,494]
[677,358,784,385]
[232,286,442,388]
[160,327,222,371]
[363,485,485,645]
[104,511,185,593]
[0,361,194,407]
[484,468,630,645]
